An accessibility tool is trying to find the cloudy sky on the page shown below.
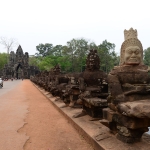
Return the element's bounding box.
[0,0,150,55]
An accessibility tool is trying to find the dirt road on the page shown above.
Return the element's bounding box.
[0,80,93,150]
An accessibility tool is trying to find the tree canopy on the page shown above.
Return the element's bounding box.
[144,47,150,66]
[97,40,118,73]
[36,43,53,57]
[33,38,119,73]
[0,53,8,70]
[0,37,18,54]
[2,38,150,74]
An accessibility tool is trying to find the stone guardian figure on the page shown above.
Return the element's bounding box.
[103,28,150,143]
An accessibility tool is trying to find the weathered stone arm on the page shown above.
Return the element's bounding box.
[107,74,125,106]
[108,74,123,96]
[55,77,59,85]
[78,77,85,91]
[123,85,150,95]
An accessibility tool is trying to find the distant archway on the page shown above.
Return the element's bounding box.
[15,63,23,79]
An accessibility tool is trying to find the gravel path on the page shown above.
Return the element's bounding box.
[1,79,93,150]
[0,80,28,150]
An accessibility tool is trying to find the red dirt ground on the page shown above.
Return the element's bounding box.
[19,80,94,150]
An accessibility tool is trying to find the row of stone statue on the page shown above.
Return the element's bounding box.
[30,28,150,143]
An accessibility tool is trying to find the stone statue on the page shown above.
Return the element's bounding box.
[62,73,81,107]
[50,65,64,96]
[103,28,150,143]
[24,52,29,65]
[73,49,108,118]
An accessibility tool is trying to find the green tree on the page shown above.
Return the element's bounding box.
[97,40,117,73]
[66,38,93,72]
[36,43,53,57]
[0,37,18,63]
[89,42,98,50]
[29,56,40,66]
[53,45,63,56]
[144,47,150,66]
[0,53,8,70]
[56,56,71,72]
[34,39,119,73]
[0,37,18,54]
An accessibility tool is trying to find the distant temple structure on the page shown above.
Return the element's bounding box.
[0,45,40,79]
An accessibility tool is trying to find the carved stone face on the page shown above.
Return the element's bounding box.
[124,46,141,65]
[89,56,95,70]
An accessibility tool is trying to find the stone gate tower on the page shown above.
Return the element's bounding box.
[1,45,39,79]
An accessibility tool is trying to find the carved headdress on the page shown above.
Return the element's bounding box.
[86,49,100,71]
[120,28,143,65]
